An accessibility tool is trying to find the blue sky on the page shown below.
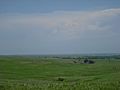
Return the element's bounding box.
[0,0,120,55]
[0,0,120,13]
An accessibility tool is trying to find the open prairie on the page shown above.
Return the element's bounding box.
[0,55,120,90]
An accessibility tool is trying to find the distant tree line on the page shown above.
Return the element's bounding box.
[52,55,120,59]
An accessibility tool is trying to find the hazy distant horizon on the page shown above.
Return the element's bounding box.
[0,52,120,56]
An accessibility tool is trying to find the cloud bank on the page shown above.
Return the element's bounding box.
[0,8,120,54]
[0,8,120,39]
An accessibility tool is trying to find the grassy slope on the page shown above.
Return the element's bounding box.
[0,56,120,90]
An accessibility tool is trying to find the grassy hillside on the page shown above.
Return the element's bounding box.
[0,56,120,90]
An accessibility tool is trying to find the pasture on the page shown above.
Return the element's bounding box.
[0,55,120,90]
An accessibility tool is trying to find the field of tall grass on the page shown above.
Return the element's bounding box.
[0,56,120,90]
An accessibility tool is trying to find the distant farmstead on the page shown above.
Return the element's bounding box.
[84,59,95,64]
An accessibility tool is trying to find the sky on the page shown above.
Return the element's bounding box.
[0,0,120,55]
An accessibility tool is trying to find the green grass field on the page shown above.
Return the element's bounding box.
[0,56,120,90]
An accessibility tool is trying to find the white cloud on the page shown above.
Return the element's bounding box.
[0,8,120,39]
